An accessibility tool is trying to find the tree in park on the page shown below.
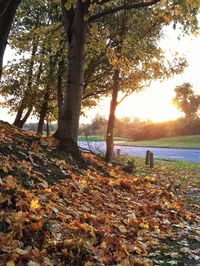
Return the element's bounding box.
[0,0,21,80]
[1,0,66,132]
[55,0,199,161]
[103,9,186,162]
[173,82,200,119]
[1,0,111,132]
[54,0,162,157]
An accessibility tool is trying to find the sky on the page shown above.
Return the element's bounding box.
[82,26,200,123]
[1,24,200,124]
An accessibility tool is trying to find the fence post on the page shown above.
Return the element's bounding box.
[150,152,154,168]
[117,148,121,156]
[145,150,151,165]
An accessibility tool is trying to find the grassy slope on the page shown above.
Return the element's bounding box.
[0,121,200,265]
[119,135,200,149]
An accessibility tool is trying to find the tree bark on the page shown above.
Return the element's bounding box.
[13,100,33,128]
[0,0,21,80]
[13,102,24,127]
[105,69,120,162]
[57,59,64,120]
[20,107,32,126]
[46,118,50,137]
[37,55,54,134]
[55,1,87,154]
[37,90,50,134]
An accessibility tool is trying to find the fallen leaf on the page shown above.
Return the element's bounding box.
[30,199,40,211]
[118,225,127,233]
[6,262,15,266]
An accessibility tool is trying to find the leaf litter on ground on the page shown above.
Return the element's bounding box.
[0,121,200,265]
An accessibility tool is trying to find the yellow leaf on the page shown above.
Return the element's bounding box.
[80,179,87,188]
[155,228,160,234]
[84,262,93,266]
[2,166,8,173]
[100,241,107,249]
[118,225,127,233]
[139,223,149,230]
[30,199,40,211]
[16,247,30,255]
[6,262,15,266]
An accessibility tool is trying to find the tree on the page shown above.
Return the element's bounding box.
[0,0,21,80]
[102,7,186,162]
[54,0,162,155]
[55,0,199,160]
[173,82,200,119]
[1,0,65,130]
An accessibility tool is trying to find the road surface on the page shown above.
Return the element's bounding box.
[78,141,200,163]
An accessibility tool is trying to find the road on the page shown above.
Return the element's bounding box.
[78,141,200,163]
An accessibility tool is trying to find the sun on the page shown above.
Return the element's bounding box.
[87,80,183,123]
[115,89,182,122]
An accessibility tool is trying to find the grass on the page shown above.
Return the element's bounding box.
[78,135,125,141]
[118,135,200,149]
[78,135,105,141]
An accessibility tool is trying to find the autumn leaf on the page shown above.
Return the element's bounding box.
[6,262,15,266]
[1,121,200,265]
[31,141,41,153]
[30,199,40,211]
[139,222,149,230]
[31,221,43,230]
[118,225,127,233]
[100,241,107,249]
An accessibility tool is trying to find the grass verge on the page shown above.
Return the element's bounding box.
[118,135,200,149]
[78,135,125,141]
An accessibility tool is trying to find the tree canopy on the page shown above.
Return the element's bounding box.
[173,82,200,119]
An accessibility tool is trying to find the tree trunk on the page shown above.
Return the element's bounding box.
[14,104,32,128]
[55,1,87,155]
[13,40,38,128]
[46,118,50,137]
[105,69,120,162]
[37,54,54,134]
[37,90,50,134]
[13,102,24,127]
[0,0,21,80]
[57,59,64,120]
[20,107,32,127]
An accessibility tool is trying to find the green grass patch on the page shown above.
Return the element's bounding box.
[78,135,125,141]
[119,135,200,149]
[78,135,105,141]
[116,155,200,188]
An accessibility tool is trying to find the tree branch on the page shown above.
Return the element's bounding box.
[89,0,161,22]
[117,93,130,106]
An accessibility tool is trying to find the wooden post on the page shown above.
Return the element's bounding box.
[117,148,121,156]
[145,150,151,165]
[150,152,154,168]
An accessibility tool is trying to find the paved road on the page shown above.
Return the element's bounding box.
[78,141,200,163]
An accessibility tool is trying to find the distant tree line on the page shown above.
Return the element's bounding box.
[79,116,200,141]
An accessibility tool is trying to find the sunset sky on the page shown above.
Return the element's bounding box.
[82,26,200,123]
[1,24,200,124]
